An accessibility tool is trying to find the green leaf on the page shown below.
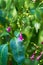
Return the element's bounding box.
[0,16,9,26]
[34,60,39,65]
[10,38,25,64]
[5,0,12,10]
[38,3,43,14]
[25,58,39,65]
[0,31,9,37]
[14,30,20,37]
[38,30,43,49]
[0,44,8,65]
[0,0,6,9]
[34,0,41,8]
[25,58,31,65]
[14,0,24,11]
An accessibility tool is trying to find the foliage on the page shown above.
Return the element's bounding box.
[0,0,43,65]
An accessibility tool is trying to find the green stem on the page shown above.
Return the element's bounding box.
[8,52,12,56]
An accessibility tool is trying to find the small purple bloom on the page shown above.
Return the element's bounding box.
[36,55,42,60]
[18,33,24,41]
[6,27,11,32]
[30,54,35,60]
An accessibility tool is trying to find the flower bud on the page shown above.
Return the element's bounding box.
[30,54,35,60]
[6,27,11,32]
[36,55,42,60]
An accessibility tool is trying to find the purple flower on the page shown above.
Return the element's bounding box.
[30,54,35,60]
[40,51,43,55]
[36,55,42,60]
[6,27,11,32]
[18,33,24,41]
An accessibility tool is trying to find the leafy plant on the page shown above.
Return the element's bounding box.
[0,0,43,65]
